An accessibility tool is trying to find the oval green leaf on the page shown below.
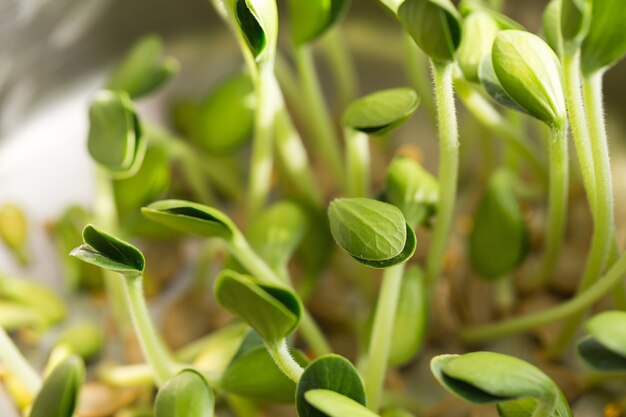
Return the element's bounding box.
[577,336,626,372]
[220,331,308,403]
[30,356,85,417]
[581,0,626,74]
[70,224,145,275]
[296,354,366,417]
[107,35,179,99]
[214,270,301,344]
[492,30,566,127]
[431,352,559,406]
[304,389,380,417]
[289,0,349,46]
[155,369,215,417]
[469,171,528,280]
[0,275,66,326]
[141,200,238,241]
[247,201,308,271]
[87,90,146,177]
[584,311,626,358]
[457,11,500,83]
[328,198,416,268]
[478,54,531,115]
[385,156,438,227]
[398,0,462,64]
[343,88,419,135]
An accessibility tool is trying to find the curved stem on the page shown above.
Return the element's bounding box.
[365,263,404,411]
[453,77,547,184]
[536,126,569,285]
[426,63,459,289]
[345,128,370,197]
[0,328,41,397]
[266,339,304,383]
[461,247,626,343]
[549,70,615,353]
[294,45,344,182]
[122,274,176,386]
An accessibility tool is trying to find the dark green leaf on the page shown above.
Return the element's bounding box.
[296,354,366,417]
[233,0,277,60]
[398,0,462,64]
[70,225,145,275]
[469,171,528,280]
[155,369,215,417]
[385,156,438,226]
[87,90,145,177]
[107,35,179,99]
[141,200,238,241]
[492,30,566,127]
[581,0,626,74]
[247,201,308,271]
[289,0,350,46]
[343,88,419,135]
[220,331,309,403]
[305,389,379,417]
[577,336,626,372]
[214,270,301,344]
[30,356,85,417]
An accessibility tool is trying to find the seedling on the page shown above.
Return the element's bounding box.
[154,369,215,417]
[29,355,85,417]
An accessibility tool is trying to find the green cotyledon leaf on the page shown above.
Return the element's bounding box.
[30,356,85,417]
[577,311,626,371]
[343,88,420,136]
[155,369,215,417]
[289,0,350,46]
[581,0,626,74]
[296,354,366,417]
[214,270,301,344]
[305,390,380,417]
[328,198,416,268]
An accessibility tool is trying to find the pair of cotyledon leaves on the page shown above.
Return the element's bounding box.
[577,311,626,372]
[432,352,573,417]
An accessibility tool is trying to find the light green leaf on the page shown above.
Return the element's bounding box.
[141,200,238,241]
[220,331,308,403]
[155,369,215,417]
[328,198,416,268]
[469,171,528,280]
[0,275,66,326]
[385,156,438,227]
[577,310,626,371]
[289,0,349,45]
[0,302,46,330]
[478,54,531,115]
[0,204,27,260]
[491,30,566,128]
[214,270,301,344]
[107,35,179,99]
[30,356,85,417]
[398,0,462,63]
[343,88,420,135]
[70,225,145,275]
[458,11,500,82]
[581,0,626,74]
[247,201,308,271]
[296,354,366,417]
[305,389,380,417]
[87,90,146,178]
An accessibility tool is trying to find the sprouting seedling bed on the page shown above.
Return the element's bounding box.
[2,0,626,416]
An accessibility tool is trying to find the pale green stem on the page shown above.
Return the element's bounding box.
[345,128,370,197]
[122,274,176,386]
[228,233,332,356]
[453,78,547,184]
[266,339,304,383]
[274,98,322,207]
[549,70,616,353]
[536,125,569,285]
[426,63,459,289]
[247,65,277,216]
[294,45,343,182]
[494,276,515,314]
[0,327,41,397]
[94,167,131,331]
[319,27,358,110]
[100,363,154,387]
[461,246,626,343]
[365,263,405,412]
[275,53,310,126]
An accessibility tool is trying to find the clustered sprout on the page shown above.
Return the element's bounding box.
[2,0,626,416]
